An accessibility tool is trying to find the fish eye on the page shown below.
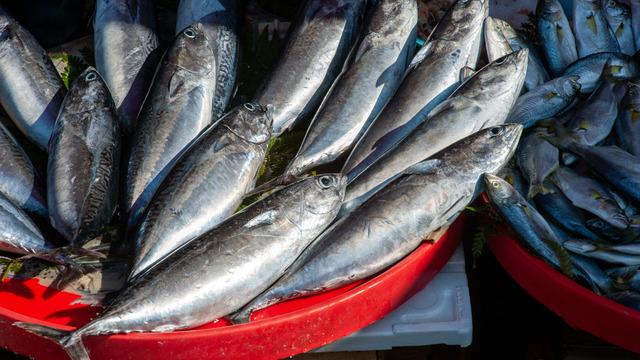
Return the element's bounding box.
[244,103,257,112]
[491,181,500,188]
[489,127,503,136]
[85,71,97,81]
[318,176,334,188]
[184,27,196,38]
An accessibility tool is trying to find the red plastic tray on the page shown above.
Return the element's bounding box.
[488,225,640,353]
[0,214,466,360]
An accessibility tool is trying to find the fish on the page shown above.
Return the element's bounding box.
[282,0,418,178]
[517,127,559,198]
[125,23,217,231]
[572,0,620,57]
[607,265,640,291]
[533,181,601,241]
[16,174,346,360]
[484,17,550,90]
[631,0,640,50]
[339,50,527,217]
[175,0,240,119]
[564,239,640,265]
[129,103,272,280]
[0,120,46,216]
[47,68,121,246]
[94,0,159,134]
[0,9,65,150]
[615,80,640,156]
[552,167,628,229]
[603,0,636,55]
[571,254,616,294]
[341,0,487,181]
[0,191,53,257]
[233,125,522,323]
[506,76,581,128]
[561,52,639,93]
[254,0,366,136]
[586,217,626,242]
[537,0,578,75]
[607,290,640,310]
[550,142,640,204]
[497,161,529,197]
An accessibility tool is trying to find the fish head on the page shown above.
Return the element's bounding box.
[483,173,518,205]
[537,0,564,19]
[604,0,628,18]
[433,0,487,41]
[606,54,640,80]
[623,80,640,110]
[303,174,347,216]
[170,22,214,75]
[462,124,523,174]
[556,75,582,98]
[63,67,115,114]
[482,49,529,99]
[225,102,273,144]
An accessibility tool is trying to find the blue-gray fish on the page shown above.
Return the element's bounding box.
[537,0,578,75]
[631,0,640,50]
[0,191,52,256]
[561,52,639,93]
[517,127,559,198]
[47,68,121,246]
[282,0,417,178]
[16,174,346,360]
[254,0,366,136]
[506,76,581,128]
[603,0,636,55]
[608,290,640,310]
[340,50,527,217]
[0,9,65,150]
[129,103,272,280]
[551,167,628,229]
[341,0,487,181]
[125,24,216,231]
[572,0,620,57]
[94,0,159,134]
[498,161,529,197]
[615,80,640,156]
[607,265,640,291]
[571,254,616,294]
[234,125,522,323]
[484,17,550,90]
[175,0,239,119]
[564,239,640,265]
[0,119,46,216]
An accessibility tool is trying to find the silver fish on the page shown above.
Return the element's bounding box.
[341,0,487,181]
[129,103,272,280]
[94,0,159,134]
[561,52,639,93]
[564,239,640,265]
[517,127,559,198]
[282,0,418,178]
[340,50,527,217]
[234,125,522,323]
[175,0,240,119]
[16,174,346,360]
[572,0,620,57]
[506,75,581,128]
[47,68,121,246]
[537,0,578,75]
[551,167,628,229]
[254,0,366,136]
[0,119,46,216]
[603,0,636,55]
[0,191,52,256]
[484,17,550,90]
[0,10,65,150]
[615,80,640,156]
[125,24,216,231]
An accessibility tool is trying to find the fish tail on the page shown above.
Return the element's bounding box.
[527,183,548,199]
[14,322,90,360]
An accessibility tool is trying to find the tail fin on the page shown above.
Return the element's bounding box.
[14,322,89,360]
[527,182,549,199]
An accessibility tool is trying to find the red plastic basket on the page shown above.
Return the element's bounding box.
[488,225,640,353]
[0,214,467,360]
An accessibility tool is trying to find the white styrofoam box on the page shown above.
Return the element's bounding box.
[316,245,472,352]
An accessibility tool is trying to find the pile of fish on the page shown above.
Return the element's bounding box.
[483,0,640,312]
[11,0,640,357]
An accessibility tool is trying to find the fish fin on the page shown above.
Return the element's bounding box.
[244,210,278,229]
[408,41,433,71]
[545,239,575,278]
[403,159,442,175]
[14,323,89,360]
[527,183,549,199]
[168,72,186,98]
[459,66,475,83]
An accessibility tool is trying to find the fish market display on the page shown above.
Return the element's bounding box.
[0,120,47,216]
[18,174,346,358]
[0,9,65,150]
[341,0,487,181]
[47,67,121,245]
[572,0,620,57]
[125,23,216,230]
[129,103,271,280]
[94,0,159,134]
[254,0,366,136]
[236,124,522,322]
[340,50,527,217]
[282,0,417,179]
[175,0,239,119]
